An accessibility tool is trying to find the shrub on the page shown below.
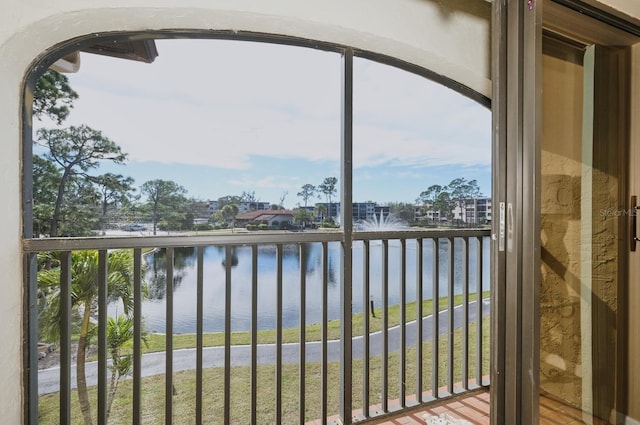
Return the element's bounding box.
[320,222,339,228]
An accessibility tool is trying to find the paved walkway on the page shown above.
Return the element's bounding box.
[38,299,490,395]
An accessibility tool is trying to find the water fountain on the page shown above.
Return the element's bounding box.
[357,209,407,231]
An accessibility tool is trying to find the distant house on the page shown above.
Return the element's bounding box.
[452,197,492,224]
[208,200,271,215]
[314,202,340,220]
[235,209,294,227]
[352,202,375,221]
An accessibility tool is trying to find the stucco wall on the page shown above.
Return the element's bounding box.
[0,0,493,98]
[540,44,585,407]
[540,34,625,421]
[0,1,492,423]
[1,0,639,424]
[583,0,640,25]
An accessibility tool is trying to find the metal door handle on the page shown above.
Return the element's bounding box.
[498,202,505,252]
[631,196,639,252]
[507,202,513,252]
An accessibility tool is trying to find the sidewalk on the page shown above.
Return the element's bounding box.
[38,299,490,395]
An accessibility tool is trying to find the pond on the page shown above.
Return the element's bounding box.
[137,238,490,333]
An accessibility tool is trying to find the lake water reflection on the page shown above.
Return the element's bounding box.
[141,238,490,333]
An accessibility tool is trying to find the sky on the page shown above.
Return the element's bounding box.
[37,39,491,209]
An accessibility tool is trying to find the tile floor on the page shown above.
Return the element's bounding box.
[365,390,490,425]
[362,389,611,425]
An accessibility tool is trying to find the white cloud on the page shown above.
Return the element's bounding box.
[227,175,300,189]
[352,122,490,169]
[63,86,341,168]
[53,39,490,174]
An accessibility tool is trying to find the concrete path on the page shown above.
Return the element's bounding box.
[38,299,490,395]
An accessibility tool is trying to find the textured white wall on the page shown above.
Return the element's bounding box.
[0,0,637,423]
[0,0,492,97]
[583,0,640,24]
[0,2,490,423]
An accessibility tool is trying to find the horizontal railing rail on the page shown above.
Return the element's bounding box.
[23,228,491,252]
[27,228,491,425]
[23,231,343,252]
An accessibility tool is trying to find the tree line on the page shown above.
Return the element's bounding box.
[33,70,205,237]
[293,176,483,225]
[415,178,483,223]
[32,69,484,425]
[33,70,196,424]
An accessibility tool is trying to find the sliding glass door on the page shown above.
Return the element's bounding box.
[540,24,630,425]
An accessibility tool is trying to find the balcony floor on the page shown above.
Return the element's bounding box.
[364,390,490,425]
[365,389,610,425]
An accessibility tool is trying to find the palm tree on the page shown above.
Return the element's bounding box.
[297,184,316,207]
[106,314,147,420]
[220,203,239,231]
[38,250,138,425]
[318,177,337,219]
[316,204,327,223]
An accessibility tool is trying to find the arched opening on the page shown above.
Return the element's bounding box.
[23,31,491,425]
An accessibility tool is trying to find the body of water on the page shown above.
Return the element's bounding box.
[134,238,490,333]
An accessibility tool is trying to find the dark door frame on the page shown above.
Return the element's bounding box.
[491,1,640,423]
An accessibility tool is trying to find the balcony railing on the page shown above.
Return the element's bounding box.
[24,228,490,424]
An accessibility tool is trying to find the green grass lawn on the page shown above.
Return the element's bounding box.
[39,291,491,424]
[139,291,490,353]
[39,315,490,424]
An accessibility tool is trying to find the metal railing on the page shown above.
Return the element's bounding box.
[24,228,490,424]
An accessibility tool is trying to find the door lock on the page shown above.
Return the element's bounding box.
[631,196,639,252]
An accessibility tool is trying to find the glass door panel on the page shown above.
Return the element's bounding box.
[541,33,626,424]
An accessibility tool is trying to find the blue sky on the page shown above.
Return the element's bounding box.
[38,39,491,208]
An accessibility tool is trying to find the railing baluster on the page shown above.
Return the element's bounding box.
[224,246,232,424]
[463,237,470,390]
[299,243,306,425]
[23,107,38,425]
[26,228,491,424]
[432,239,439,399]
[321,241,328,424]
[165,247,174,425]
[340,238,353,424]
[399,239,407,407]
[362,240,370,418]
[251,245,258,425]
[133,248,142,425]
[381,239,389,412]
[196,246,204,425]
[26,253,39,425]
[476,236,484,387]
[340,46,354,425]
[97,250,108,425]
[416,238,423,403]
[447,237,454,395]
[59,251,71,425]
[275,244,283,424]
